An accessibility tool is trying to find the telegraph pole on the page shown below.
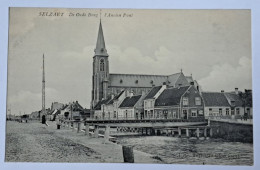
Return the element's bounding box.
[42,54,46,122]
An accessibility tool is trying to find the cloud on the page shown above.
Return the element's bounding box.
[8,88,60,114]
[198,56,252,92]
[109,45,183,75]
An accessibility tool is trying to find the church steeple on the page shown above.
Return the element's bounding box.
[95,20,108,56]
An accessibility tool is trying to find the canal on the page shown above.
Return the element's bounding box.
[116,136,253,165]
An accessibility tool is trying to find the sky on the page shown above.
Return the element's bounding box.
[7,8,252,115]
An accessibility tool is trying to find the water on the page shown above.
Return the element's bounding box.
[116,136,253,165]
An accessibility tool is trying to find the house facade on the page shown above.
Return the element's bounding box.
[153,85,204,120]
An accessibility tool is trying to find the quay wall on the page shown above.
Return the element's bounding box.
[210,120,253,143]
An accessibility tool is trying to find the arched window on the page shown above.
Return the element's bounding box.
[100,59,105,71]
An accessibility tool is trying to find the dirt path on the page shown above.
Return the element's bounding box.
[5,121,161,163]
[5,121,102,162]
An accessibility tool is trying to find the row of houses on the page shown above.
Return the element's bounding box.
[92,83,252,120]
[30,101,90,121]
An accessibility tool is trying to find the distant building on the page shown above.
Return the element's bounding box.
[143,85,167,119]
[30,111,40,119]
[202,88,253,119]
[154,85,204,119]
[202,92,231,119]
[59,101,86,120]
[118,92,146,120]
[51,102,64,111]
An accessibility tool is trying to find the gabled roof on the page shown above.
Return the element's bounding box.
[155,86,190,106]
[167,73,182,85]
[119,95,142,108]
[185,76,193,83]
[61,104,69,110]
[144,86,162,100]
[224,93,243,107]
[94,97,112,110]
[201,92,230,107]
[107,90,125,105]
[114,90,125,100]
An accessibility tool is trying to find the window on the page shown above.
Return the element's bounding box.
[172,111,177,118]
[183,97,189,105]
[120,79,123,83]
[209,108,213,116]
[195,97,201,105]
[247,108,250,115]
[226,108,230,115]
[135,80,138,84]
[100,59,105,71]
[219,108,222,115]
[231,109,235,115]
[191,110,197,117]
[236,108,240,115]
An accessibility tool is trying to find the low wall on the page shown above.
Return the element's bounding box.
[210,120,253,143]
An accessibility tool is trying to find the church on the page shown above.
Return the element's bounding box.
[91,21,200,109]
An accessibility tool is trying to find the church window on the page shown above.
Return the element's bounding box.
[100,59,105,71]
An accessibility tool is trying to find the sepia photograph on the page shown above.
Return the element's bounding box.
[5,7,253,166]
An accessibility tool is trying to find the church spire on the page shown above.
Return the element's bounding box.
[95,20,108,56]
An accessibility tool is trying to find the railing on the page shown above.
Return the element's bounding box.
[84,117,206,123]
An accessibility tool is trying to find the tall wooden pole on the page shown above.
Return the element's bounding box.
[42,54,46,120]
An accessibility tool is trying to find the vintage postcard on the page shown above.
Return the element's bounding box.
[6,8,253,165]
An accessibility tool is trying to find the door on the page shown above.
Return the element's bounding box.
[183,110,188,119]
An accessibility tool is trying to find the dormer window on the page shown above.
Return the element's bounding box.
[150,80,153,84]
[120,79,123,83]
[135,80,138,84]
[100,59,105,71]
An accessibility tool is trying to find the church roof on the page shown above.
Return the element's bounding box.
[109,73,170,88]
[155,86,190,106]
[144,86,162,100]
[95,21,108,56]
[119,95,142,108]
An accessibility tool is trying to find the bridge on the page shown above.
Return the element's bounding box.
[83,118,208,128]
[57,118,218,140]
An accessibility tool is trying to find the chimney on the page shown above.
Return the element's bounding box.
[129,91,134,97]
[111,94,115,99]
[221,90,224,93]
[235,88,239,95]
